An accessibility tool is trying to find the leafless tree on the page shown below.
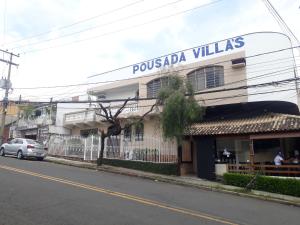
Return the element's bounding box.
[96,98,157,166]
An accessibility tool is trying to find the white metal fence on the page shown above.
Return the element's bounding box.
[48,134,177,163]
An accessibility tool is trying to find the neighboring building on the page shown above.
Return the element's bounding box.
[11,104,56,143]
[49,95,93,136]
[0,102,20,143]
[9,96,92,144]
[61,32,300,179]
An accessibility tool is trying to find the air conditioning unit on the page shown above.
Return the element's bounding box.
[231,58,246,68]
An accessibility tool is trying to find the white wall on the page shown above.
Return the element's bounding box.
[244,32,297,104]
[87,32,298,106]
[52,100,92,135]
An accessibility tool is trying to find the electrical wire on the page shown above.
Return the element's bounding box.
[12,48,300,90]
[10,59,300,101]
[87,44,300,79]
[10,0,187,50]
[4,0,145,46]
[6,76,300,104]
[19,0,223,54]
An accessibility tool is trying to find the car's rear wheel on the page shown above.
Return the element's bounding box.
[0,148,5,156]
[37,157,44,161]
[17,150,23,159]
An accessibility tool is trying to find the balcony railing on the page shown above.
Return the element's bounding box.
[64,110,100,125]
[227,163,300,177]
[63,102,157,126]
[17,115,54,130]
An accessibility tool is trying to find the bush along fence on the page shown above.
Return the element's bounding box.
[223,173,300,197]
[102,158,179,175]
[48,134,178,163]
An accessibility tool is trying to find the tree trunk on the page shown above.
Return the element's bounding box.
[177,144,182,176]
[97,132,107,166]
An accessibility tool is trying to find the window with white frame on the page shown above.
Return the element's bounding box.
[135,123,144,141]
[124,125,132,141]
[146,77,169,98]
[187,66,224,91]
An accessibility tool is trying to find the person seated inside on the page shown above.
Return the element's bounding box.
[291,150,300,164]
[274,152,284,166]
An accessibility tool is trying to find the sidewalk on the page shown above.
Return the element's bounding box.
[45,156,300,207]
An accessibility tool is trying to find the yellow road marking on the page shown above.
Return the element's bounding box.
[0,164,239,225]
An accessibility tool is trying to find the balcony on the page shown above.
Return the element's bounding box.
[63,110,102,128]
[109,101,160,118]
[110,102,138,116]
[17,115,54,130]
[63,102,159,129]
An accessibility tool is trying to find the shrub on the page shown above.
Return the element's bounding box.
[255,176,300,197]
[223,173,253,187]
[223,173,300,197]
[102,158,179,175]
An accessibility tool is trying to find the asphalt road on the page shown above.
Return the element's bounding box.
[0,156,299,225]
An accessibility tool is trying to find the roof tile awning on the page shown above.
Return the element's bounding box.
[185,113,300,136]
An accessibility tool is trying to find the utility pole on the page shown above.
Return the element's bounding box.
[0,49,19,144]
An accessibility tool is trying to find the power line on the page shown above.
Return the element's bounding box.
[19,0,223,54]
[11,61,300,102]
[262,0,300,47]
[2,0,7,47]
[6,76,300,105]
[4,0,145,47]
[14,66,300,102]
[52,90,298,111]
[12,47,300,90]
[11,0,186,50]
[87,43,300,79]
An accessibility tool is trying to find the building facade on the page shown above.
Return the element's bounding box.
[61,32,300,178]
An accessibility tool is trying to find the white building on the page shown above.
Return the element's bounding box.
[54,32,300,178]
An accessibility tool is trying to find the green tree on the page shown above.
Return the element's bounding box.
[96,71,204,166]
[158,74,204,143]
[18,105,35,119]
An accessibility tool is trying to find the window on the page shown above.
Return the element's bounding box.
[187,66,224,91]
[97,94,106,100]
[147,77,169,98]
[135,123,144,141]
[80,128,98,138]
[215,138,249,164]
[124,125,132,141]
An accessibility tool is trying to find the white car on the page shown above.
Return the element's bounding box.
[0,138,47,161]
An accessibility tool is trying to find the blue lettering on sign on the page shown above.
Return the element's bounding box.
[215,42,224,54]
[147,61,154,70]
[206,45,214,56]
[132,36,245,74]
[225,39,234,51]
[179,52,186,62]
[192,48,201,59]
[140,63,146,72]
[171,54,178,64]
[234,36,245,48]
[155,58,161,68]
[163,57,170,67]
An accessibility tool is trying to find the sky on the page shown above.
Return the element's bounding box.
[0,0,299,102]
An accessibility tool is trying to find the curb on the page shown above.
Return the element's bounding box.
[45,157,300,207]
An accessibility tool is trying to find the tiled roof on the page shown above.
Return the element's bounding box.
[185,113,300,136]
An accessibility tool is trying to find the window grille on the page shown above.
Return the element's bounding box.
[147,77,169,98]
[135,123,144,141]
[187,66,224,91]
[124,125,132,141]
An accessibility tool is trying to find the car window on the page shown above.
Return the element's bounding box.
[26,139,37,144]
[11,139,17,144]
